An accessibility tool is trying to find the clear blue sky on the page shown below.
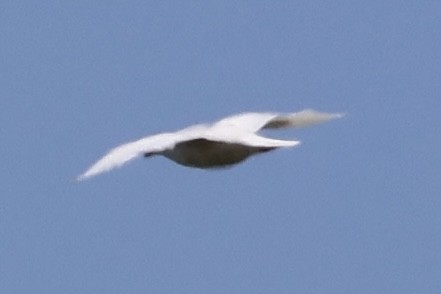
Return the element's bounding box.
[2,1,441,293]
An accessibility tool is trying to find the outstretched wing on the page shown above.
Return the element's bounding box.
[77,133,177,181]
[212,109,343,134]
[212,112,278,133]
[236,134,301,148]
[262,109,344,130]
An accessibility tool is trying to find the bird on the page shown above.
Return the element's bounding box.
[77,109,343,181]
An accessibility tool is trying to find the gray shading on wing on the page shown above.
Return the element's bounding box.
[212,109,343,133]
[262,109,344,129]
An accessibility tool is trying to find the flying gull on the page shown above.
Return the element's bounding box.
[77,109,343,180]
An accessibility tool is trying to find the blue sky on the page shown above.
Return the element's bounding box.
[1,1,441,293]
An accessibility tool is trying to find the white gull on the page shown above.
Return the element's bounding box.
[77,109,343,180]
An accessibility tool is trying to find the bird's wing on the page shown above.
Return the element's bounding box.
[262,109,344,129]
[212,112,279,134]
[237,134,301,148]
[77,132,178,181]
[212,109,343,134]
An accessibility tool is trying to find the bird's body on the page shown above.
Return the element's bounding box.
[158,138,277,168]
[77,109,343,180]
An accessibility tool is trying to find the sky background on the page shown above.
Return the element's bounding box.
[1,1,441,293]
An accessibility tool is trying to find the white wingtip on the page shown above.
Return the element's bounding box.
[76,133,176,181]
[290,109,345,127]
[76,143,143,181]
[327,111,345,119]
[76,170,100,181]
[300,108,344,119]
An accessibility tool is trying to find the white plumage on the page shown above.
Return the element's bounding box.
[77,109,343,180]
